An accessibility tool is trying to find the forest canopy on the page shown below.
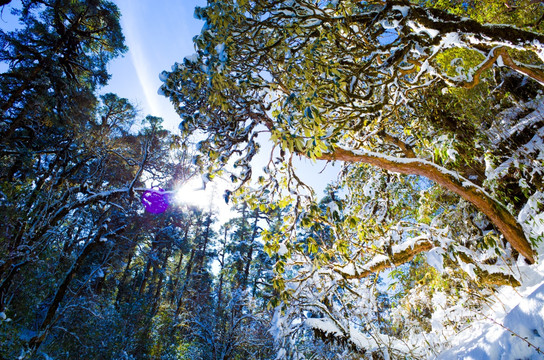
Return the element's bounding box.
[1,0,544,359]
[160,0,544,262]
[159,0,544,358]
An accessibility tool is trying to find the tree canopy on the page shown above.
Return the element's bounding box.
[1,0,544,358]
[161,0,543,261]
[0,1,279,358]
[160,0,544,357]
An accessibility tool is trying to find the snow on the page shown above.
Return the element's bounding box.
[304,318,411,356]
[301,19,322,28]
[392,5,409,17]
[436,231,544,359]
[431,292,448,332]
[437,283,544,359]
[305,318,342,337]
[380,19,400,30]
[326,201,339,215]
[277,242,288,256]
[271,9,295,17]
[406,21,440,39]
[158,70,168,82]
[488,96,544,145]
[446,148,458,161]
[393,234,425,253]
[185,53,198,63]
[273,202,544,359]
[519,191,544,241]
[459,261,478,280]
[362,180,376,197]
[362,254,389,271]
[341,145,501,206]
[426,247,445,273]
[349,76,357,92]
[340,262,356,276]
[275,348,286,360]
[215,43,227,62]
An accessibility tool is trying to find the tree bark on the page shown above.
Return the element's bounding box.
[411,4,544,46]
[138,250,154,296]
[318,147,535,263]
[170,222,190,304]
[151,241,173,316]
[169,252,184,304]
[216,226,229,310]
[28,230,105,351]
[28,223,126,351]
[196,213,213,272]
[175,246,196,317]
[463,47,544,88]
[333,236,520,287]
[116,246,135,304]
[241,213,259,292]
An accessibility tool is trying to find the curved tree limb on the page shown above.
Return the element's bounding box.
[333,236,521,287]
[318,147,535,264]
[464,46,544,88]
[378,130,416,158]
[410,5,544,47]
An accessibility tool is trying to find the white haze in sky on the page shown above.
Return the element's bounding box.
[105,0,206,132]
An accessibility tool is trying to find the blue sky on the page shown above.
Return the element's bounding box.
[104,0,340,197]
[104,0,207,132]
[1,0,204,130]
[1,0,339,210]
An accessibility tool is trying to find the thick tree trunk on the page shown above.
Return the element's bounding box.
[196,213,212,272]
[116,245,135,304]
[28,223,126,351]
[0,261,28,312]
[216,226,229,310]
[169,252,184,304]
[151,242,173,316]
[318,147,535,263]
[169,223,190,303]
[138,252,154,296]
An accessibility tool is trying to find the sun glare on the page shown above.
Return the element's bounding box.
[173,177,237,223]
[174,177,211,209]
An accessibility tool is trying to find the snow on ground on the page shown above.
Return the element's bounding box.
[437,279,544,359]
[436,197,544,359]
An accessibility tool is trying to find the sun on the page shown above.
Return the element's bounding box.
[174,177,211,209]
[173,177,237,223]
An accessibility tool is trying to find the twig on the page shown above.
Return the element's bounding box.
[480,312,544,354]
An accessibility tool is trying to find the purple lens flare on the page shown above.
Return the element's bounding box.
[141,188,170,214]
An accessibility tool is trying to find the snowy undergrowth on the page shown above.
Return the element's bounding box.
[436,192,544,359]
[270,191,544,359]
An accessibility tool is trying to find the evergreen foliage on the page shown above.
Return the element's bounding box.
[0,1,275,359]
[1,0,544,359]
[160,0,544,358]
